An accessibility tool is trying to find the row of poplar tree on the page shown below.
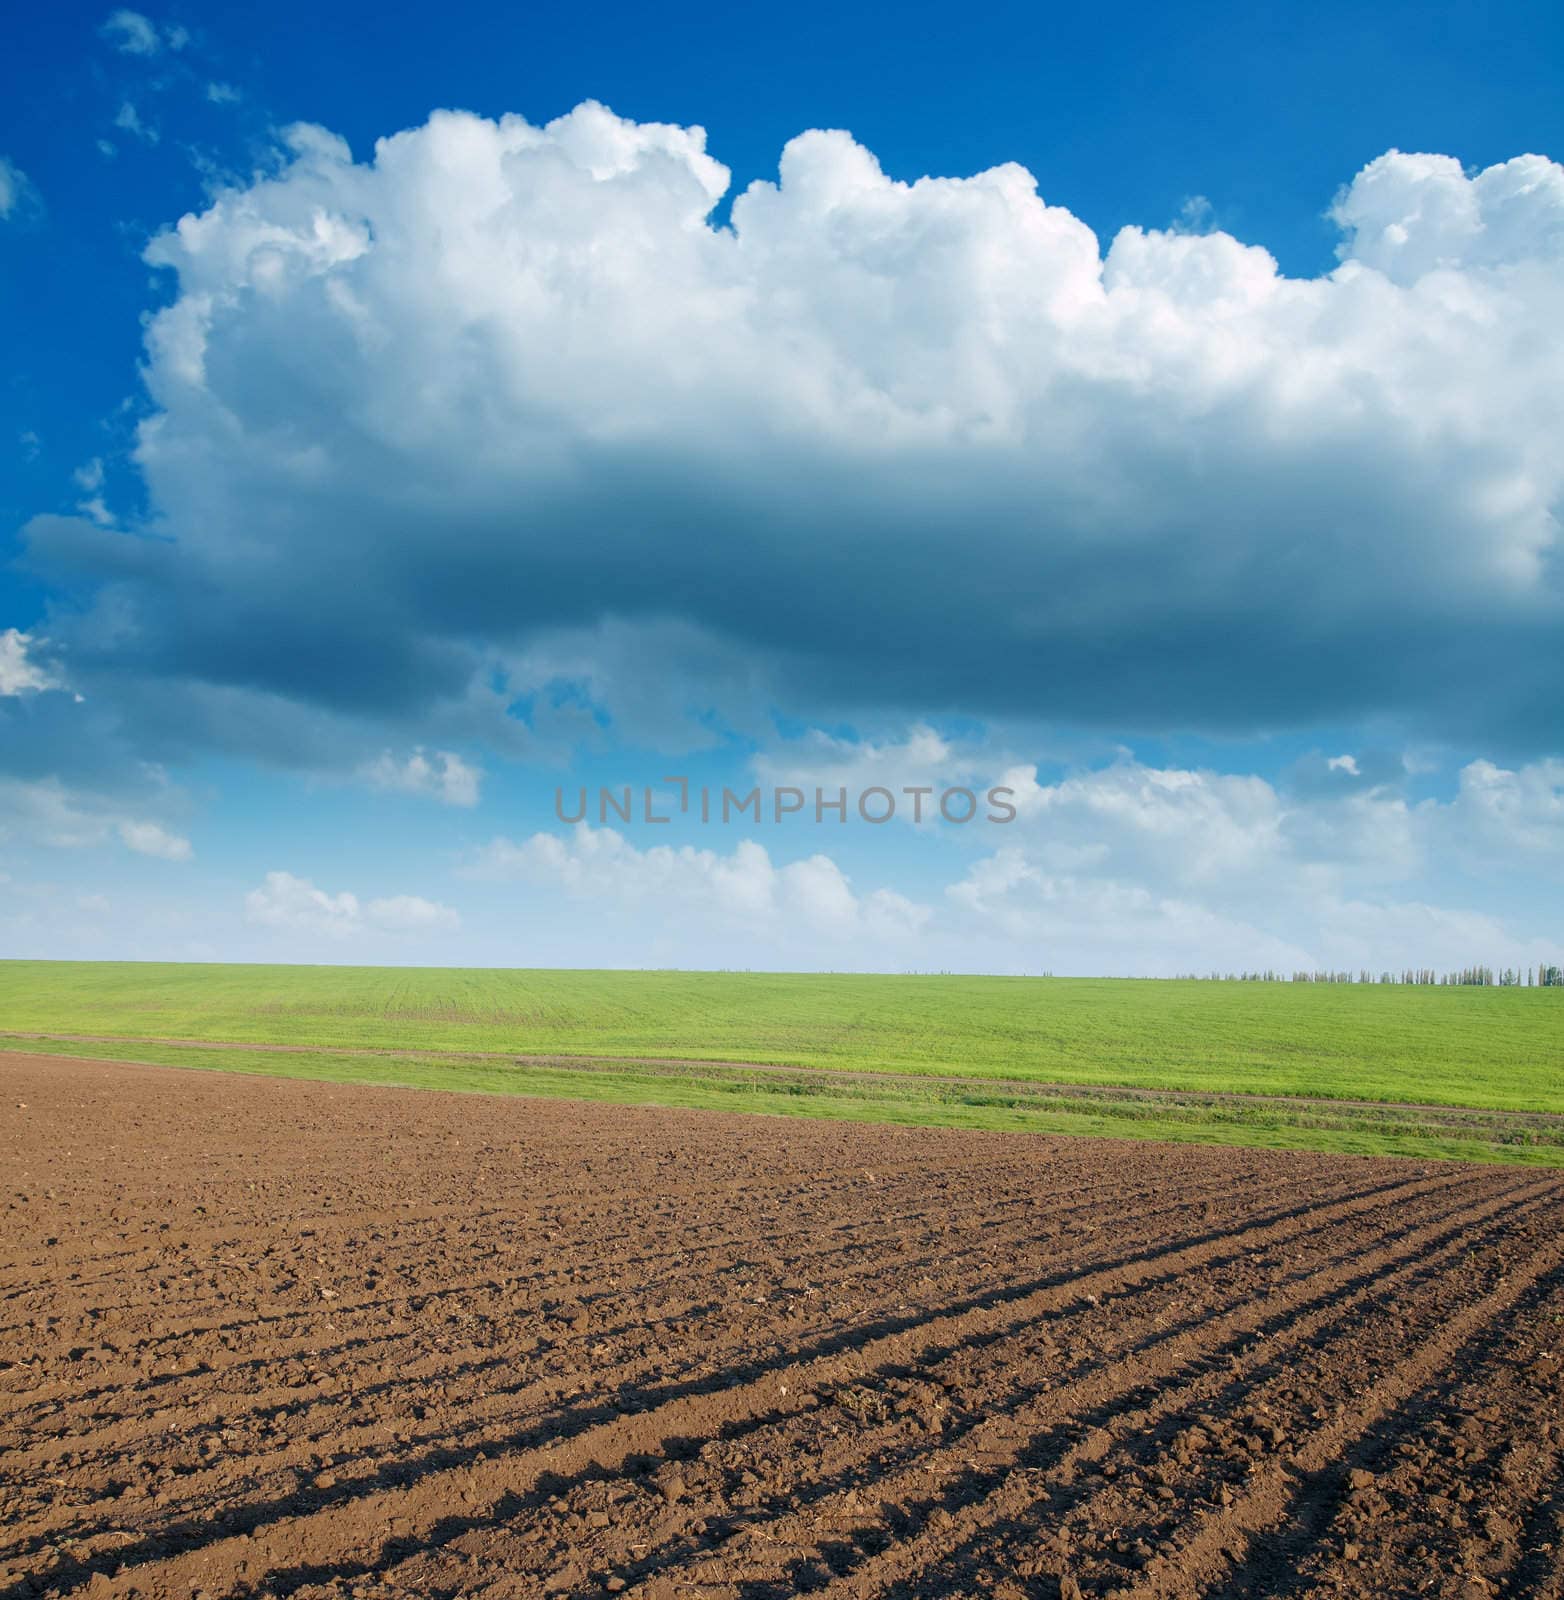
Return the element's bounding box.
[1180,966,1564,986]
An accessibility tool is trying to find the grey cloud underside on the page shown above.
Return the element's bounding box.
[26,454,1559,755]
[15,108,1564,764]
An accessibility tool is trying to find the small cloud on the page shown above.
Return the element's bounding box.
[114,103,159,145]
[0,156,40,223]
[100,9,163,55]
[365,894,461,933]
[363,748,482,807]
[97,139,118,159]
[117,819,193,860]
[244,870,360,938]
[205,81,239,105]
[1327,754,1361,775]
[243,871,459,937]
[0,630,67,697]
[19,430,41,460]
[72,459,115,526]
[1174,194,1214,234]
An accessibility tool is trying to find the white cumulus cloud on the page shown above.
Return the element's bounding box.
[243,870,459,938]
[937,749,1564,973]
[1448,758,1564,856]
[363,748,481,806]
[0,630,66,697]
[20,105,1564,764]
[1332,150,1564,283]
[244,870,361,938]
[116,819,193,860]
[468,825,930,940]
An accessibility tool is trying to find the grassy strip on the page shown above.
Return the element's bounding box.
[10,1036,1563,1167]
[3,963,1560,1114]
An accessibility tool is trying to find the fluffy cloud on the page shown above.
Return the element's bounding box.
[462,756,1559,972]
[469,825,930,941]
[989,750,1564,891]
[1332,151,1564,282]
[935,749,1563,972]
[117,819,193,860]
[1000,759,1292,883]
[362,748,481,806]
[243,870,459,938]
[0,630,66,697]
[1448,757,1564,856]
[18,105,1564,774]
[751,733,1435,891]
[243,871,360,937]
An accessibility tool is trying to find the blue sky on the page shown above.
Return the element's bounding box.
[2,0,1562,972]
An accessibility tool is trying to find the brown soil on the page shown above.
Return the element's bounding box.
[2,1051,1561,1600]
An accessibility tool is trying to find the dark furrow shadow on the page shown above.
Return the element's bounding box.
[1,1170,1485,1597]
[1207,1262,1564,1600]
[744,1196,1554,1597]
[589,1181,1542,1595]
[6,1168,1368,1476]
[780,1196,1558,1600]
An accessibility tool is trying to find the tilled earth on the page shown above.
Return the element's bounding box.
[2,1053,1562,1600]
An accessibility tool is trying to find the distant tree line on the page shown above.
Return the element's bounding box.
[1174,965,1563,986]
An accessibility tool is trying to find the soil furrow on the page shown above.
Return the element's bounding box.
[8,1167,1494,1571]
[621,1178,1553,1599]
[39,1173,1510,1597]
[4,1051,1560,1600]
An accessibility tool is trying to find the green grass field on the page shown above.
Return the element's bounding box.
[2,961,1561,1163]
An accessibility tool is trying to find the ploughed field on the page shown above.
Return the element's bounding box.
[4,1053,1564,1600]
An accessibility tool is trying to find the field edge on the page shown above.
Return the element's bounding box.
[6,1040,1562,1167]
